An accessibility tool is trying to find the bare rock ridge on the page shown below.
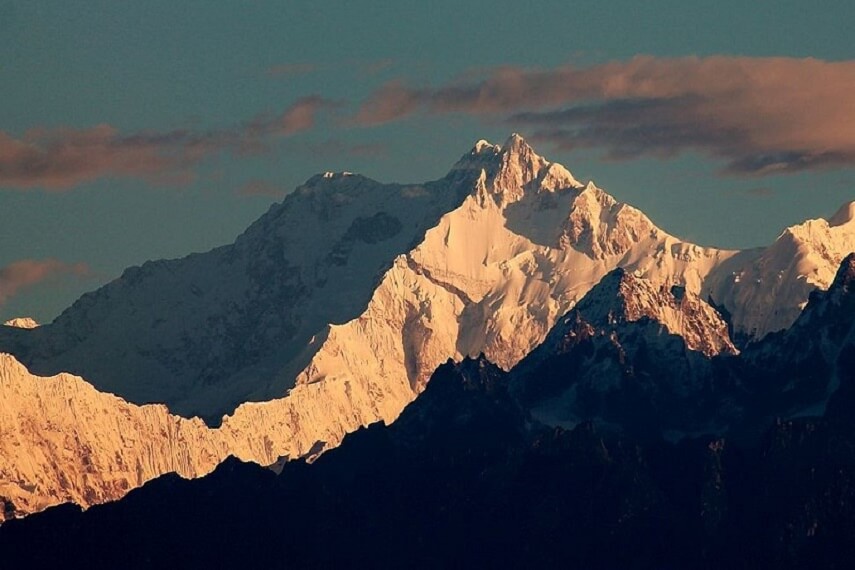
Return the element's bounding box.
[1,134,854,521]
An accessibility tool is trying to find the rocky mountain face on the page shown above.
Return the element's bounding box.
[511,268,739,438]
[0,352,231,521]
[1,135,853,523]
[751,252,855,422]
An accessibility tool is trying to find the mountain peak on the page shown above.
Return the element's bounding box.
[472,139,500,155]
[501,132,533,154]
[3,317,39,329]
[460,134,582,206]
[829,201,855,227]
[497,133,544,170]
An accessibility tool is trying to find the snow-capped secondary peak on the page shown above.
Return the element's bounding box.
[512,267,740,433]
[3,317,39,329]
[472,139,500,155]
[550,268,737,357]
[829,200,855,228]
[706,201,855,341]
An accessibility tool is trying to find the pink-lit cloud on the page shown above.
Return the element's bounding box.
[274,95,338,135]
[0,259,90,305]
[0,96,336,190]
[355,56,855,175]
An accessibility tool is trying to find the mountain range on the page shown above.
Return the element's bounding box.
[2,253,855,567]
[1,134,854,530]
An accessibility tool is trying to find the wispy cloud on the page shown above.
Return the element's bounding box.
[0,96,337,190]
[0,259,90,305]
[274,95,338,136]
[355,56,855,176]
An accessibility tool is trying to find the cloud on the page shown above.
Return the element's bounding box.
[355,56,855,175]
[274,95,337,135]
[0,126,201,189]
[0,96,337,190]
[0,259,89,305]
[354,80,426,125]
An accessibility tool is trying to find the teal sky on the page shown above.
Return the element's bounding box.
[2,1,854,322]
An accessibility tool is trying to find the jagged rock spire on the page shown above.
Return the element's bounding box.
[455,133,581,206]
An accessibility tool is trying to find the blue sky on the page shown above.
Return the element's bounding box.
[2,1,854,321]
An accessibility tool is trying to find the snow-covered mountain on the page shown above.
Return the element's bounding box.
[1,171,471,421]
[528,267,738,359]
[705,201,855,343]
[3,134,852,420]
[1,134,853,520]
